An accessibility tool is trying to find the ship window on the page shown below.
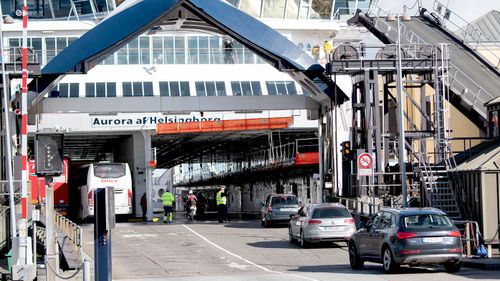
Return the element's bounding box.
[195,82,206,96]
[52,83,79,98]
[285,81,297,95]
[122,82,132,97]
[69,83,79,98]
[180,82,190,96]
[58,83,68,98]
[188,36,199,64]
[196,81,226,96]
[96,83,106,97]
[133,82,142,96]
[86,82,117,97]
[311,0,333,19]
[170,82,180,97]
[231,81,242,96]
[153,37,164,64]
[276,81,287,95]
[144,82,153,96]
[266,81,297,95]
[129,39,139,64]
[251,81,262,96]
[262,0,286,18]
[85,83,95,97]
[107,83,116,97]
[216,81,226,96]
[175,36,186,64]
[140,36,150,64]
[239,0,261,17]
[266,81,277,95]
[286,0,300,19]
[159,82,169,96]
[160,81,190,96]
[231,81,261,96]
[241,82,252,96]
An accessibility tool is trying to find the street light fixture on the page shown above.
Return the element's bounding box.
[0,5,18,244]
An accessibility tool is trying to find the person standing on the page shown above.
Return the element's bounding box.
[311,43,320,61]
[224,39,234,64]
[216,186,227,223]
[323,40,333,62]
[140,192,147,221]
[161,189,174,224]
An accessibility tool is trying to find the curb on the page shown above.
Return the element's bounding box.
[463,259,500,270]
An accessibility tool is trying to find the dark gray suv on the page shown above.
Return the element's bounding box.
[349,208,463,273]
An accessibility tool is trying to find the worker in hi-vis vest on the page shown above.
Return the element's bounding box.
[162,189,175,223]
[216,186,227,223]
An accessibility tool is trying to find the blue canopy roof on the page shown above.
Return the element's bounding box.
[33,0,347,104]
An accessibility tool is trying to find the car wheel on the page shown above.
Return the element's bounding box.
[288,227,294,243]
[382,247,399,273]
[300,230,308,248]
[349,242,364,269]
[444,261,462,273]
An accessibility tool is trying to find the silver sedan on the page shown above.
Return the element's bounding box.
[289,203,356,248]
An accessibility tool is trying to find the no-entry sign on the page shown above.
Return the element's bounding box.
[357,153,373,176]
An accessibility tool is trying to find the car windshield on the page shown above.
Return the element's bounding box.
[403,214,454,228]
[312,207,351,218]
[271,196,298,205]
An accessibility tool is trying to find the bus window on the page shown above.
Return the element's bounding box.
[94,163,126,178]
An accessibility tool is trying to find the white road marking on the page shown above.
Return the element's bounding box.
[183,225,321,281]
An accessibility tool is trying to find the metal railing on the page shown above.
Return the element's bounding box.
[432,0,500,70]
[174,139,318,184]
[366,5,496,119]
[54,211,83,251]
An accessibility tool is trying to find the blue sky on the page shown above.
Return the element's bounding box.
[377,0,500,22]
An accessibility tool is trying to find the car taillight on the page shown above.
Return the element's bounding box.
[400,249,420,255]
[448,230,461,238]
[344,218,355,224]
[88,192,93,208]
[448,248,463,253]
[396,231,417,240]
[307,219,322,225]
[267,206,273,212]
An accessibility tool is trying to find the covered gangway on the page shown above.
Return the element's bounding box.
[30,0,348,110]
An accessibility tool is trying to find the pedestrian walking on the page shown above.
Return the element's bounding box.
[162,189,174,223]
[216,186,228,223]
[140,192,147,221]
[311,43,320,61]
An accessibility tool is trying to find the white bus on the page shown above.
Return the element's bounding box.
[78,162,133,219]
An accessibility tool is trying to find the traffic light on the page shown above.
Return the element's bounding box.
[340,141,352,161]
[35,133,64,176]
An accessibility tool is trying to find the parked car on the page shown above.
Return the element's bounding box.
[288,203,356,248]
[260,194,300,227]
[348,208,463,273]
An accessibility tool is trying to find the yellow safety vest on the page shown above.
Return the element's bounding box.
[216,191,226,205]
[162,192,174,206]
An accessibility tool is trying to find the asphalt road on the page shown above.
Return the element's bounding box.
[72,219,499,281]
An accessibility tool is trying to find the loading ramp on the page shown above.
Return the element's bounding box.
[349,7,500,128]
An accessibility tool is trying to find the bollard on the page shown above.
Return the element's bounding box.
[83,259,90,281]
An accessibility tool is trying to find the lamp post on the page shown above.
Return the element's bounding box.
[395,14,407,207]
[0,3,18,242]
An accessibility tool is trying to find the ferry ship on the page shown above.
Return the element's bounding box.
[0,0,375,217]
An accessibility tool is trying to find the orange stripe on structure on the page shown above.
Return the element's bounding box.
[157,117,293,134]
[295,152,319,165]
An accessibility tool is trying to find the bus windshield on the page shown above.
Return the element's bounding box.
[93,163,126,178]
